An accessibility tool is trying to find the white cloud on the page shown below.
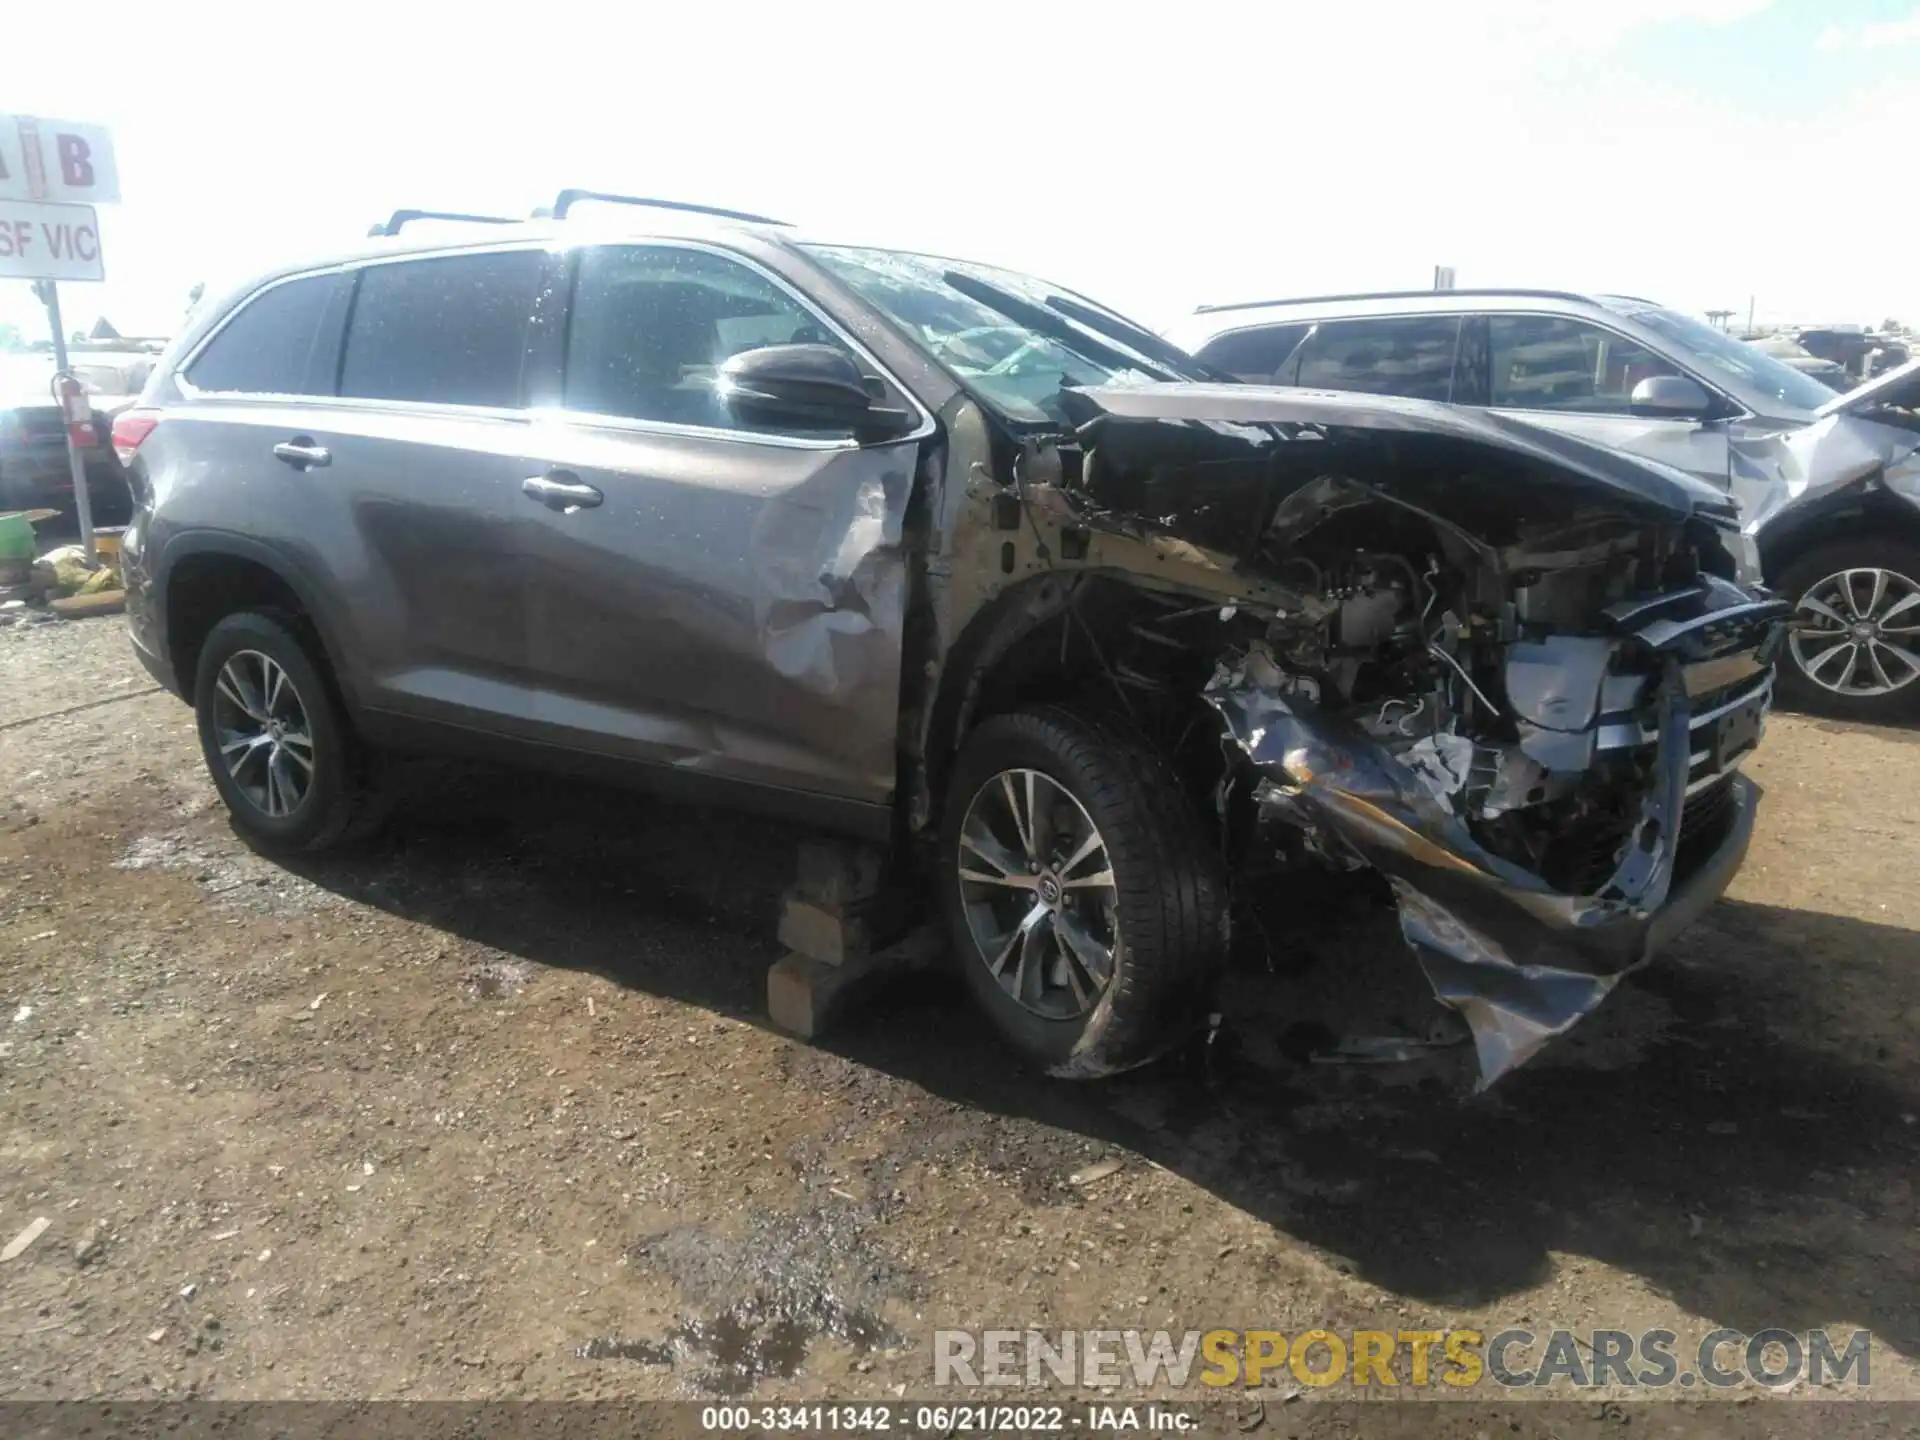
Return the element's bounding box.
[1816,6,1920,50]
[1495,0,1770,54]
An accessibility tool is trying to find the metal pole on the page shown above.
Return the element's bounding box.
[39,281,97,564]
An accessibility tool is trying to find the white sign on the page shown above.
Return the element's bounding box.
[1433,265,1457,291]
[0,115,119,205]
[0,200,105,281]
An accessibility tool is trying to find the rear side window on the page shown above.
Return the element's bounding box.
[1291,316,1462,401]
[1196,324,1310,383]
[563,244,854,435]
[1488,315,1679,414]
[340,251,543,408]
[185,275,334,394]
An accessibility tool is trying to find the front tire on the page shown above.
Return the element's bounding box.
[1774,538,1920,722]
[192,609,386,853]
[938,706,1228,1078]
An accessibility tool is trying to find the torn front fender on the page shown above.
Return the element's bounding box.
[1734,362,1920,539]
[1733,415,1920,537]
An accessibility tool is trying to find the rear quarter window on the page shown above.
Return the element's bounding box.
[1291,316,1462,401]
[1196,324,1310,383]
[184,274,335,395]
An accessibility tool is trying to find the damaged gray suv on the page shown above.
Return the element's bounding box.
[117,194,1786,1087]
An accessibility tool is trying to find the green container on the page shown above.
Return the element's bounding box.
[0,512,35,563]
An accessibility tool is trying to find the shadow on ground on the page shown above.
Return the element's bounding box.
[282,757,1920,1359]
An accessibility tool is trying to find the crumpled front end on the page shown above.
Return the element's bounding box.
[1204,572,1779,1084]
[1034,384,1789,1088]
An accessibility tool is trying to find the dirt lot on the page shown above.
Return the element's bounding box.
[2,614,1918,1424]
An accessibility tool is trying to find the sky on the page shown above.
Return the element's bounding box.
[2,0,1916,346]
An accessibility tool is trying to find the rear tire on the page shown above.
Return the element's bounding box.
[192,609,388,853]
[938,705,1228,1078]
[1773,537,1920,723]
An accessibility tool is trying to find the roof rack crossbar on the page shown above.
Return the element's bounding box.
[368,209,519,238]
[1194,287,1601,314]
[545,189,790,226]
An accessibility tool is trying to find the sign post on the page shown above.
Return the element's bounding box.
[1,114,118,562]
[29,280,97,553]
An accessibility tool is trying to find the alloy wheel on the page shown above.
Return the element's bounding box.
[1790,567,1920,699]
[955,768,1120,1020]
[211,649,316,819]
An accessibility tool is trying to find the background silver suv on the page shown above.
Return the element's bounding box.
[1169,291,1920,721]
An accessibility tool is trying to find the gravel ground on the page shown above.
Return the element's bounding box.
[2,615,1917,1429]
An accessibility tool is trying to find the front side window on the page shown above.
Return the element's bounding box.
[563,245,852,434]
[804,244,1202,427]
[1197,324,1310,383]
[1488,314,1679,414]
[185,274,335,395]
[1290,316,1461,401]
[1600,299,1836,414]
[340,250,543,408]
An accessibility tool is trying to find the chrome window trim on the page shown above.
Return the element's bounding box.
[169,395,537,428]
[531,407,866,453]
[171,236,934,449]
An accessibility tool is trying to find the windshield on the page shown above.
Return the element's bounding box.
[803,245,1205,426]
[1601,299,1839,414]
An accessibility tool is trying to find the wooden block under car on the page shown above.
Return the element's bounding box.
[765,927,946,1040]
[776,894,871,967]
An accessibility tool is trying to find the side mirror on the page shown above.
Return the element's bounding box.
[1630,374,1713,420]
[717,344,913,440]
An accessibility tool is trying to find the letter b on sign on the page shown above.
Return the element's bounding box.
[57,135,94,188]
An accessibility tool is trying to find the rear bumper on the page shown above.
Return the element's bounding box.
[121,512,182,699]
[130,629,182,699]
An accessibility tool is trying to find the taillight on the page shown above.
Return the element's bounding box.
[111,410,159,467]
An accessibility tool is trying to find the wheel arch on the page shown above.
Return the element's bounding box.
[157,532,359,710]
[1756,487,1920,582]
[918,572,1103,829]
[917,569,1231,834]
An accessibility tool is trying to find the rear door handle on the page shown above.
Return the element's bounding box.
[272,439,331,470]
[521,471,603,512]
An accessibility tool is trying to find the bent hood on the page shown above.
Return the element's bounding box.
[1059,382,1737,530]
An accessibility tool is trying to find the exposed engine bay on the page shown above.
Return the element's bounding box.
[924,384,1790,1086]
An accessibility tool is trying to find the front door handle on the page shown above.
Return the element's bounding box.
[272,438,331,470]
[521,472,603,513]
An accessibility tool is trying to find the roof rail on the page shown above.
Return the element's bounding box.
[1194,287,1601,315]
[367,209,518,238]
[541,189,790,226]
